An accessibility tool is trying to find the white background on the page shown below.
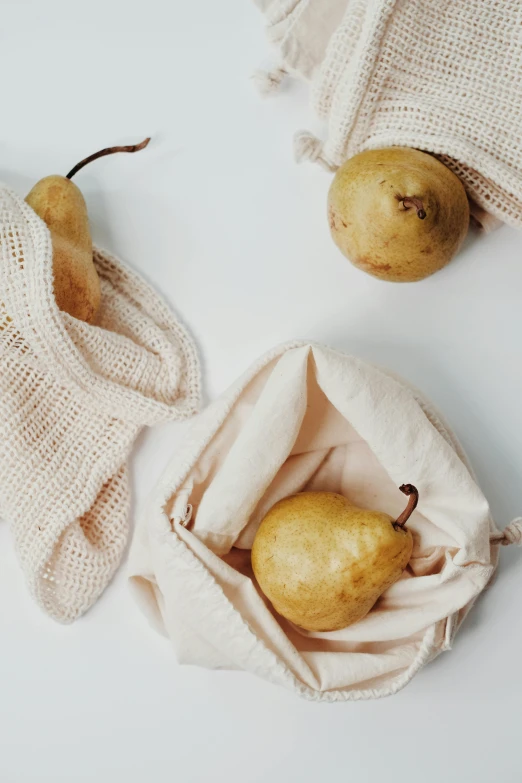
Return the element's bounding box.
[1,1,522,781]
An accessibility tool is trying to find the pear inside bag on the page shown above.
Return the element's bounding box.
[156,344,494,693]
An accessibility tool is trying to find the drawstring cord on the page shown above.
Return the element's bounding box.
[251,63,339,173]
[293,130,338,171]
[251,65,288,96]
[490,518,522,546]
[170,503,193,529]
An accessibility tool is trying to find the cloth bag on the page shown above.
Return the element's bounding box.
[253,0,522,230]
[129,342,521,700]
[0,185,200,623]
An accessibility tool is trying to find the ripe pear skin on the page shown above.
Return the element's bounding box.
[328,147,470,282]
[25,176,101,323]
[251,491,414,632]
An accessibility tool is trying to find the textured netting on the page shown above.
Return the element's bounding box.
[0,186,200,622]
[256,0,522,227]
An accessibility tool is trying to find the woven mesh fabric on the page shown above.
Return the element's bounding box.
[258,0,522,227]
[0,186,200,622]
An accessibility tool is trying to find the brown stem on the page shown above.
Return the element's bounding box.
[401,197,426,220]
[66,137,151,180]
[393,484,419,530]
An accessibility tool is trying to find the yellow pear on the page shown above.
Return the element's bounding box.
[24,138,150,323]
[328,147,469,282]
[26,176,100,323]
[251,485,417,632]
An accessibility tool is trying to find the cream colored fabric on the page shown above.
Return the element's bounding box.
[0,185,200,623]
[129,343,500,701]
[254,0,522,229]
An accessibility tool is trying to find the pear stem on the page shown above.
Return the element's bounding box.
[393,484,419,530]
[401,197,426,220]
[65,137,151,180]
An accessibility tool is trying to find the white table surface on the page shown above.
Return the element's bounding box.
[1,2,522,781]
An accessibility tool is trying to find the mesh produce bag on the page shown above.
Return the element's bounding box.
[129,343,521,701]
[253,0,522,229]
[0,186,200,623]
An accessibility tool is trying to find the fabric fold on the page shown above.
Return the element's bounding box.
[129,342,498,700]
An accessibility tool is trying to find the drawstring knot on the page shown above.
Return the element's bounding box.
[491,518,522,546]
[251,65,288,96]
[293,131,337,172]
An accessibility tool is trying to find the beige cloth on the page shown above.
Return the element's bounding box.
[129,342,504,701]
[254,0,522,229]
[0,185,200,623]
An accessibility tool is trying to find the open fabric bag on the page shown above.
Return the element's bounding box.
[253,0,522,230]
[0,186,200,623]
[129,342,521,701]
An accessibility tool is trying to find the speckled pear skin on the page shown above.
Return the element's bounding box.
[25,175,101,323]
[251,491,413,632]
[327,147,469,282]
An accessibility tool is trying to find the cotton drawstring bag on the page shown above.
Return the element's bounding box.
[0,185,200,623]
[253,0,522,230]
[129,342,521,701]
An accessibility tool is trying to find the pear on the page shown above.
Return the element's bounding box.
[24,138,150,323]
[327,147,469,282]
[26,176,100,323]
[251,485,417,632]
